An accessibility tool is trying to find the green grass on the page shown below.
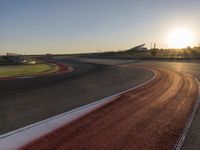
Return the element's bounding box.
[0,63,58,78]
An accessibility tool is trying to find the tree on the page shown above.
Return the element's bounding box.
[151,49,158,56]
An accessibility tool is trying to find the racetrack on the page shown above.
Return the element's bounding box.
[0,58,153,135]
[21,66,199,150]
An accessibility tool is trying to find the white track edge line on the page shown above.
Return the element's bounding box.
[173,73,200,150]
[0,69,156,139]
[0,68,156,150]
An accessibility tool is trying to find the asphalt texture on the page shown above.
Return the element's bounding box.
[132,60,200,150]
[0,58,153,135]
[20,66,199,150]
[78,58,200,150]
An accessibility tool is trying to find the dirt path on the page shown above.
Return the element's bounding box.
[20,67,199,150]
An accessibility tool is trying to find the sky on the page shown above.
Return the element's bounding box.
[0,0,200,54]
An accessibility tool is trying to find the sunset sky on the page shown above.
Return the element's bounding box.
[0,0,200,54]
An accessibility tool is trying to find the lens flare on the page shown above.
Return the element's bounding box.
[167,28,195,48]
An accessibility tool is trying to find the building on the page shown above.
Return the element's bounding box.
[128,44,148,51]
[6,53,36,64]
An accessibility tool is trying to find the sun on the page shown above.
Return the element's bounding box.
[167,28,195,49]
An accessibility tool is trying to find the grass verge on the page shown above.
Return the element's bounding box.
[0,63,58,78]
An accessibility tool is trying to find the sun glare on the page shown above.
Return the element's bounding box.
[167,28,195,48]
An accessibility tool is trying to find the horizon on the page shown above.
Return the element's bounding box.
[1,0,200,54]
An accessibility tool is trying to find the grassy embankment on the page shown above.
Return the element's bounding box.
[0,63,58,78]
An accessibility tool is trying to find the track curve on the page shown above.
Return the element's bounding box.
[20,67,199,150]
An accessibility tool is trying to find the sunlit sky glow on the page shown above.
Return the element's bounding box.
[166,27,195,49]
[0,0,200,54]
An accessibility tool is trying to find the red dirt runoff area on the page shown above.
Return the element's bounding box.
[53,62,72,74]
[21,67,199,150]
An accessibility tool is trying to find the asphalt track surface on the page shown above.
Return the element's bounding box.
[75,58,200,150]
[131,60,200,150]
[20,66,199,150]
[0,58,153,135]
